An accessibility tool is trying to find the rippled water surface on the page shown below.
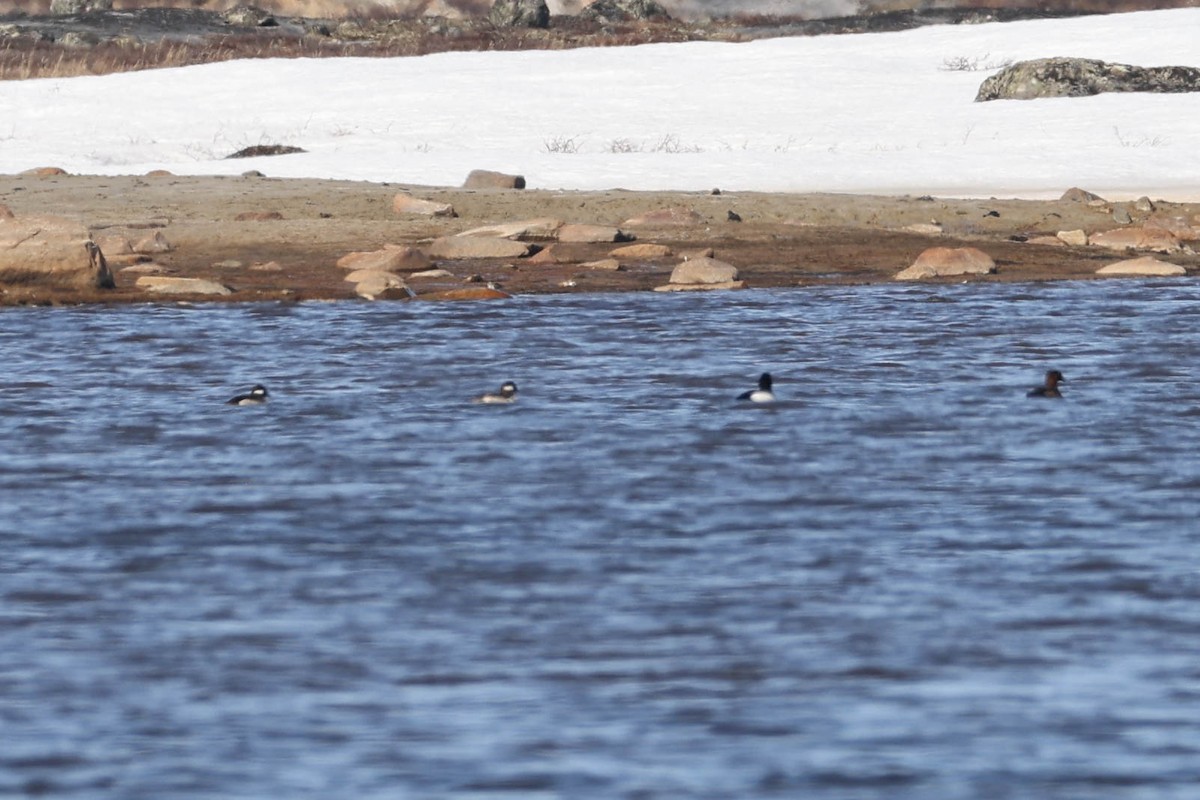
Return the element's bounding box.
[3,282,1200,799]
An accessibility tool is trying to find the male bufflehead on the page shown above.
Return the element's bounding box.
[737,372,775,403]
[1027,370,1065,399]
[227,384,269,405]
[473,381,518,404]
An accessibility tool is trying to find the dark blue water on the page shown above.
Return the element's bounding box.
[3,282,1200,799]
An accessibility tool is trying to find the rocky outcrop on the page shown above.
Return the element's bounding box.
[977,58,1200,101]
[557,224,630,243]
[1060,187,1106,204]
[426,236,532,259]
[610,243,672,259]
[1096,256,1186,277]
[462,170,526,190]
[0,216,114,290]
[221,6,277,28]
[416,287,512,301]
[1088,228,1181,253]
[136,276,231,295]
[667,256,739,285]
[1144,215,1200,242]
[581,0,670,22]
[392,194,456,217]
[336,245,430,273]
[348,270,409,299]
[49,0,112,14]
[581,258,623,271]
[457,218,561,240]
[488,0,550,28]
[895,247,995,280]
[1056,229,1088,246]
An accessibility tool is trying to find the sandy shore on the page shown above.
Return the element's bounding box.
[2,171,1197,305]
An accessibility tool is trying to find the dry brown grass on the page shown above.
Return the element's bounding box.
[0,18,708,80]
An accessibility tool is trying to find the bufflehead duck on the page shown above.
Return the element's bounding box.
[473,381,518,404]
[227,384,269,405]
[1027,370,1065,398]
[737,372,775,403]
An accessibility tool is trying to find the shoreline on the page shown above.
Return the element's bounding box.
[2,172,1197,307]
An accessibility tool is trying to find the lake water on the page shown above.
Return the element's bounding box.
[3,281,1200,799]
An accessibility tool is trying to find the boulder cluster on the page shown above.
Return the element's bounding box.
[977,57,1200,101]
[895,186,1198,281]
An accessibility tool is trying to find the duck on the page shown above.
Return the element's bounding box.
[737,372,775,403]
[1027,370,1065,398]
[226,384,269,405]
[473,381,518,404]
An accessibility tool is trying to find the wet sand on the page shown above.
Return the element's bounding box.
[2,171,1197,305]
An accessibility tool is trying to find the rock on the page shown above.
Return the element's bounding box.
[462,170,526,190]
[50,0,112,14]
[426,237,532,259]
[525,244,573,264]
[622,206,704,227]
[581,259,624,271]
[556,224,628,243]
[222,6,278,27]
[977,58,1200,101]
[392,194,456,217]
[415,287,513,301]
[0,216,113,289]
[336,245,430,272]
[20,167,68,177]
[903,223,943,236]
[1135,196,1157,213]
[457,218,561,240]
[1144,215,1200,242]
[654,281,745,292]
[226,145,301,159]
[610,243,672,259]
[581,0,670,21]
[145,170,174,177]
[60,31,100,48]
[1061,187,1105,204]
[1113,206,1133,225]
[1096,256,1186,277]
[120,263,165,275]
[680,247,716,260]
[895,247,995,280]
[669,256,739,285]
[136,277,231,295]
[409,269,456,279]
[250,261,283,272]
[344,268,403,284]
[488,0,550,28]
[94,235,132,255]
[0,204,12,219]
[352,271,409,299]
[132,232,172,254]
[1056,229,1088,246]
[1088,228,1181,253]
[234,210,284,221]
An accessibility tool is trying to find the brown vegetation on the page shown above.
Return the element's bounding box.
[0,17,719,80]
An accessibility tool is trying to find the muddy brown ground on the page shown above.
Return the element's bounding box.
[2,171,1198,305]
